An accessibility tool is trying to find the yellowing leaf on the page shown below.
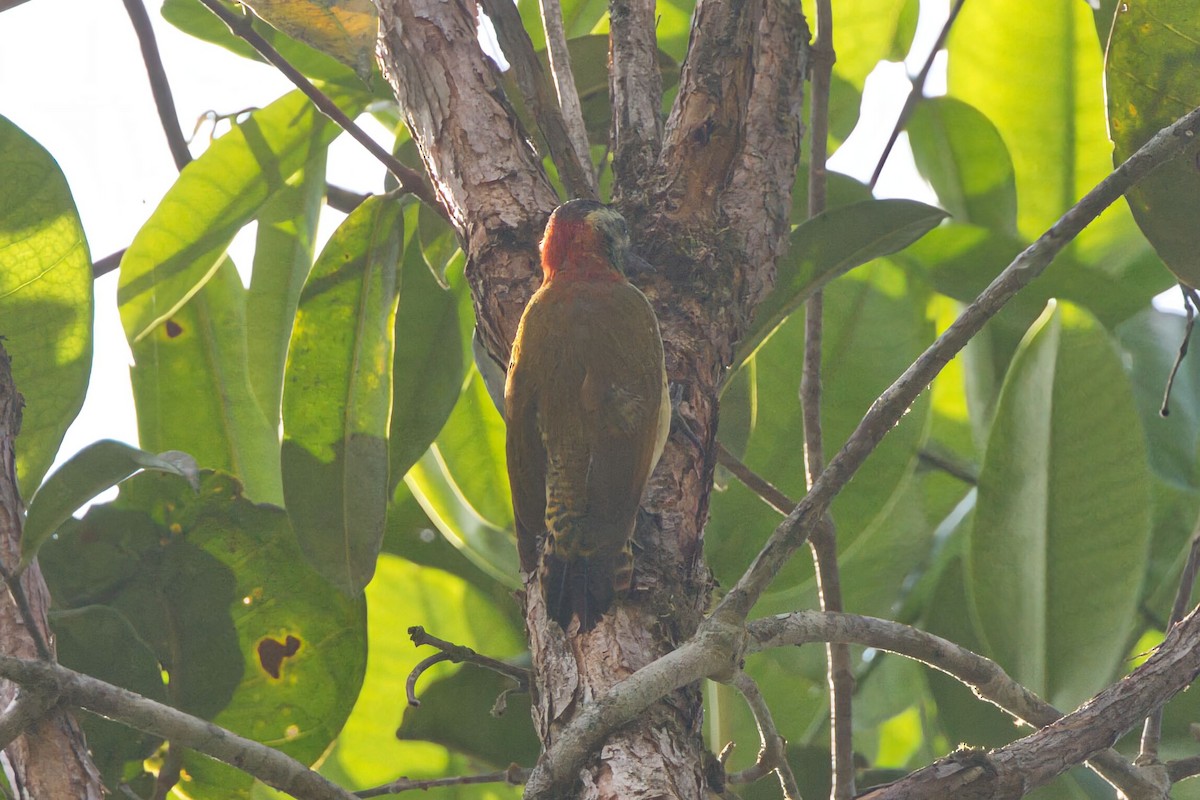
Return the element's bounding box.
[1106,0,1200,288]
[241,0,378,82]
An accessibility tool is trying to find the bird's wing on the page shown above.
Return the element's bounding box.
[577,284,667,531]
[505,305,549,574]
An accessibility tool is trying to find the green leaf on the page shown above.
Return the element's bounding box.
[711,261,935,619]
[907,97,1017,236]
[240,0,378,83]
[247,150,326,428]
[118,86,366,344]
[1105,0,1200,287]
[131,257,283,504]
[405,369,519,588]
[948,0,1149,273]
[966,301,1152,709]
[1115,309,1200,622]
[161,0,364,86]
[40,471,367,796]
[924,549,1021,749]
[824,0,917,88]
[21,440,198,570]
[324,554,523,789]
[0,115,93,495]
[904,223,1158,329]
[735,199,946,367]
[51,606,168,789]
[282,195,403,595]
[389,212,464,489]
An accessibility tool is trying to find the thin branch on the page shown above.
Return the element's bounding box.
[726,671,801,799]
[1140,524,1200,761]
[0,564,51,662]
[477,0,594,200]
[357,764,529,798]
[851,597,1200,800]
[0,688,58,751]
[715,104,1200,624]
[192,0,449,222]
[1167,755,1200,783]
[407,626,531,690]
[325,185,370,215]
[121,0,192,171]
[536,0,596,195]
[0,656,359,800]
[916,447,979,485]
[92,183,366,280]
[716,443,795,515]
[868,0,966,190]
[748,611,1169,800]
[93,250,126,279]
[804,4,854,795]
[405,652,452,707]
[1160,284,1199,417]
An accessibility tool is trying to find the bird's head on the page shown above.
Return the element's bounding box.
[540,199,650,283]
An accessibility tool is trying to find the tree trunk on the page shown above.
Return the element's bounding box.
[376,0,807,793]
[0,343,103,799]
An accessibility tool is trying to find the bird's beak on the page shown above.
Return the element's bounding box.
[624,250,654,277]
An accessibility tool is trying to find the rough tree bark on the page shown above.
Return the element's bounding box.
[0,344,103,798]
[376,0,807,795]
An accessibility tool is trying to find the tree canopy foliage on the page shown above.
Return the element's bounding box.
[2,0,1200,798]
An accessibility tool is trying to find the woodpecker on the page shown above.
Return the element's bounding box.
[505,200,670,633]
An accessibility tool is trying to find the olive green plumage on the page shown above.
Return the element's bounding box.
[505,201,669,632]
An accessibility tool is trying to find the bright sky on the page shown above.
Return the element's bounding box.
[0,0,941,476]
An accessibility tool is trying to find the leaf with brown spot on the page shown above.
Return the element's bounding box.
[257,634,302,679]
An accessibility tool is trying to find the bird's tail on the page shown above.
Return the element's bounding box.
[542,547,632,633]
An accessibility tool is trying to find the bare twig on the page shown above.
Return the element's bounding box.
[121,0,192,171]
[0,656,359,800]
[405,652,452,707]
[357,764,529,797]
[716,443,795,515]
[916,447,979,485]
[325,185,370,215]
[405,626,530,707]
[1160,284,1199,417]
[536,0,596,195]
[803,4,854,795]
[93,250,127,279]
[868,0,967,190]
[0,565,51,662]
[192,0,449,221]
[0,571,50,664]
[715,105,1200,624]
[727,671,801,799]
[1139,524,1200,761]
[477,0,594,199]
[91,182,363,280]
[1167,754,1200,783]
[849,600,1200,799]
[748,611,1169,800]
[0,688,58,750]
